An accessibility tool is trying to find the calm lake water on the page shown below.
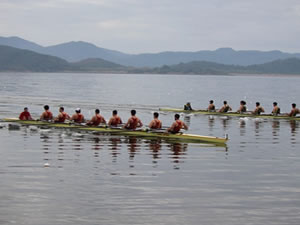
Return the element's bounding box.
[0,72,300,225]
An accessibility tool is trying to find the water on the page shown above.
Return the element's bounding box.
[0,73,300,225]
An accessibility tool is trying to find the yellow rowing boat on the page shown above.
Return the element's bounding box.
[2,118,228,145]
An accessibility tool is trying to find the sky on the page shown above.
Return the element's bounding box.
[1,0,300,54]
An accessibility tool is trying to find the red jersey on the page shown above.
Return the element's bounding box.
[57,112,69,122]
[73,113,84,123]
[109,116,122,126]
[92,114,105,126]
[126,116,141,130]
[19,111,31,120]
[41,111,53,120]
[149,118,162,129]
[172,120,183,133]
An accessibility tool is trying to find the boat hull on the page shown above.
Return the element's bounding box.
[2,118,228,145]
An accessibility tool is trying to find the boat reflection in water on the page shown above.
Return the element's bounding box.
[19,126,228,171]
[168,142,188,170]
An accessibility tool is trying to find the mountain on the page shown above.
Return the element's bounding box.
[0,36,44,52]
[43,41,128,63]
[0,45,127,72]
[1,36,300,67]
[246,58,300,74]
[71,58,128,72]
[140,58,300,75]
[0,45,70,72]
[1,42,300,75]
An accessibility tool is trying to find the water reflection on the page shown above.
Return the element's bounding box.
[289,120,298,134]
[108,137,121,162]
[220,116,230,130]
[271,120,280,144]
[208,116,215,132]
[126,137,142,161]
[146,139,162,163]
[239,119,246,136]
[168,142,188,170]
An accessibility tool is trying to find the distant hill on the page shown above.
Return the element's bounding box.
[0,45,127,72]
[1,44,300,75]
[139,58,300,75]
[0,45,70,72]
[71,58,128,72]
[246,58,300,74]
[1,36,300,67]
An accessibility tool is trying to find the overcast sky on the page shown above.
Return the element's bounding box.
[1,0,300,53]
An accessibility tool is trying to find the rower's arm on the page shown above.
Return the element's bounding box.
[183,123,188,130]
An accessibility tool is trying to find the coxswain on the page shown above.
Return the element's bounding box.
[271,102,280,115]
[71,108,85,123]
[148,112,162,129]
[288,103,300,117]
[218,101,232,113]
[108,110,122,127]
[207,100,215,111]
[167,114,188,133]
[54,107,70,123]
[184,102,193,110]
[123,109,143,130]
[86,109,106,126]
[237,100,247,113]
[19,107,33,120]
[252,102,265,115]
[40,105,53,121]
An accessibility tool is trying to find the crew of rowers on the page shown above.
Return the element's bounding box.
[18,105,188,134]
[184,101,300,117]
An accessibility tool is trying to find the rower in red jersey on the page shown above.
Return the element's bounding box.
[40,105,53,121]
[288,103,300,117]
[167,114,188,133]
[19,107,33,120]
[54,107,70,123]
[123,109,143,130]
[108,110,122,127]
[148,112,162,129]
[71,108,85,123]
[87,109,106,126]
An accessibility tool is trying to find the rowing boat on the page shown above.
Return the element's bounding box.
[2,118,228,145]
[159,108,300,121]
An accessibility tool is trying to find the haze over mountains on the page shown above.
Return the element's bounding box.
[1,36,300,67]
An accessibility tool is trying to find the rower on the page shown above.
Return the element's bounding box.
[54,106,70,123]
[108,110,122,127]
[71,108,85,123]
[218,101,232,113]
[252,102,265,115]
[123,109,143,130]
[207,100,215,111]
[237,100,247,113]
[19,107,33,120]
[167,114,188,133]
[288,103,300,117]
[271,102,280,115]
[40,105,53,121]
[184,102,193,110]
[87,109,106,126]
[148,112,162,129]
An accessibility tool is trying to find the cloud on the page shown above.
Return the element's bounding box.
[1,0,300,53]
